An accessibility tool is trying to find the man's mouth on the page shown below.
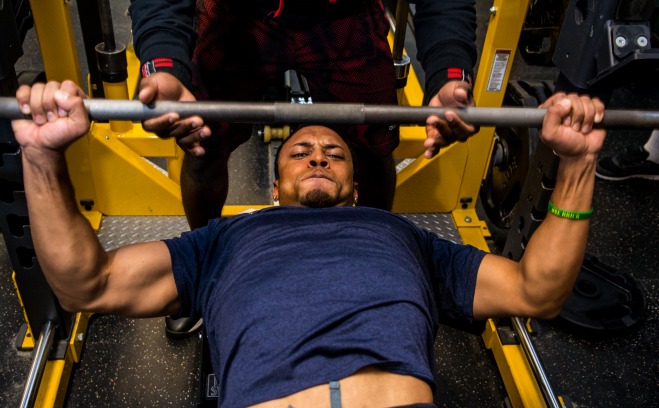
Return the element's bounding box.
[304,171,332,181]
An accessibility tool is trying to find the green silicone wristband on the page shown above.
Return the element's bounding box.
[547,201,593,220]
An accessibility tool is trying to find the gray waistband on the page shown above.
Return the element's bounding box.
[329,380,341,408]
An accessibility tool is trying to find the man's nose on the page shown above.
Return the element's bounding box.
[309,155,328,168]
[309,159,329,167]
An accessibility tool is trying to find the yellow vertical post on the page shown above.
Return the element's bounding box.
[103,81,133,133]
[28,0,83,85]
[29,0,99,219]
[457,0,531,211]
[449,0,532,261]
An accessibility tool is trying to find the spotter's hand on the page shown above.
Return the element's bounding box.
[540,92,605,160]
[424,80,479,158]
[138,72,210,157]
[12,81,90,153]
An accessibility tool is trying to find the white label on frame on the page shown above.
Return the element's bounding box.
[486,50,511,92]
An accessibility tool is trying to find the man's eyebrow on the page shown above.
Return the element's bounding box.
[291,141,314,148]
[290,141,345,150]
[321,143,345,150]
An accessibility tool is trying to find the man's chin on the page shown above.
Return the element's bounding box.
[300,189,340,208]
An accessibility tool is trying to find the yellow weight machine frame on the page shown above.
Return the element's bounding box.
[15,0,564,406]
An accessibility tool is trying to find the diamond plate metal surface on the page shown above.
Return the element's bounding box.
[97,216,189,249]
[402,213,461,244]
[97,213,460,249]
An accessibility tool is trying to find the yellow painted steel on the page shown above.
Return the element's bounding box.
[88,123,184,215]
[391,0,531,217]
[387,30,466,213]
[450,0,532,248]
[64,136,100,216]
[102,81,131,102]
[81,210,103,231]
[11,272,35,349]
[123,43,185,186]
[29,0,99,217]
[50,26,186,216]
[34,359,68,408]
[28,0,82,86]
[394,144,469,213]
[388,33,478,214]
[87,41,187,212]
[33,312,90,407]
[68,313,91,364]
[102,81,134,133]
[391,38,427,159]
[166,155,183,184]
[384,31,471,213]
[16,329,35,350]
[482,319,548,408]
[116,129,182,158]
[395,126,427,160]
[458,0,530,214]
[451,208,491,251]
[126,40,142,99]
[11,274,91,406]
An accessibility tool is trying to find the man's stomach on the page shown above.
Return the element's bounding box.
[249,366,433,408]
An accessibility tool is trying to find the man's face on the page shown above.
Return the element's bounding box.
[273,126,357,208]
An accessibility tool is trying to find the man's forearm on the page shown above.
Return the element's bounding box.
[129,0,196,79]
[412,0,477,98]
[22,148,108,311]
[518,155,597,317]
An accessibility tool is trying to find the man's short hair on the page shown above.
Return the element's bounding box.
[273,125,358,180]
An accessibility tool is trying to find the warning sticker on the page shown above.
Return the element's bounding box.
[486,50,511,92]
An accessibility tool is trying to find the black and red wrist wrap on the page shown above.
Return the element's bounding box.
[140,57,193,90]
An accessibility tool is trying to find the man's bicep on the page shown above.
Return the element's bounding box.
[472,254,531,320]
[95,241,180,318]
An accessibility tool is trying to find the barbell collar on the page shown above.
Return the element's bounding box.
[1,98,659,128]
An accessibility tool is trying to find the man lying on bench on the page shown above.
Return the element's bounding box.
[12,81,604,407]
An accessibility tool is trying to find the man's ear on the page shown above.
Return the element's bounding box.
[273,179,279,198]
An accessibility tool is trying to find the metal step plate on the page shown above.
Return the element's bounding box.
[96,212,460,247]
[97,216,190,247]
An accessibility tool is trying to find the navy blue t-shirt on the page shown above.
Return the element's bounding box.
[164,206,486,407]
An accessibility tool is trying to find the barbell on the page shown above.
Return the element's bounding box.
[1,98,658,128]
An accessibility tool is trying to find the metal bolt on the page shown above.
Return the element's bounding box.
[636,36,648,47]
[615,36,627,48]
[464,216,472,223]
[77,333,84,342]
[105,135,110,140]
[489,7,496,16]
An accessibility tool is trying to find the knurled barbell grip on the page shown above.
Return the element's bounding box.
[1,97,658,128]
